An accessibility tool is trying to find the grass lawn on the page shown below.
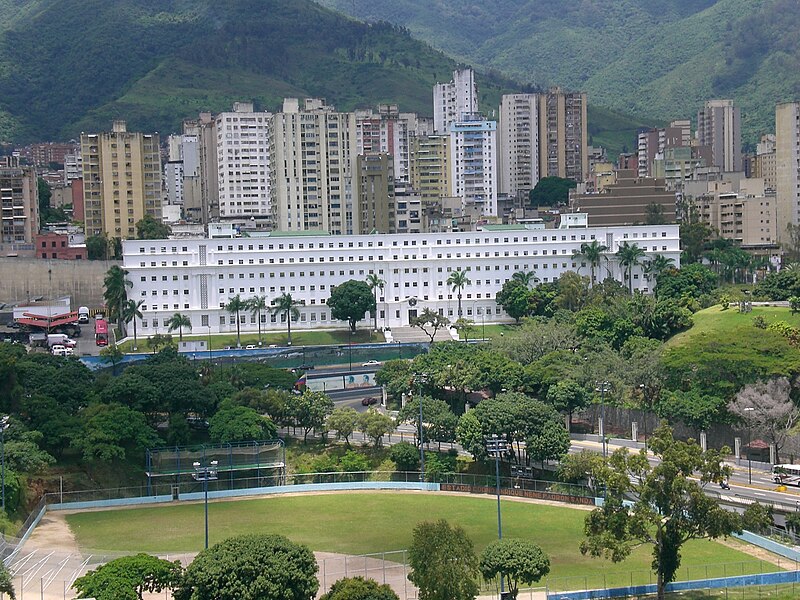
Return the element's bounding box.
[65,492,777,589]
[119,329,385,352]
[668,305,800,348]
[458,323,520,341]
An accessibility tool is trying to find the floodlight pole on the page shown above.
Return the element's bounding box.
[744,407,755,484]
[0,416,9,512]
[194,460,218,549]
[486,435,507,597]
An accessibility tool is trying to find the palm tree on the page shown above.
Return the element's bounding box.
[246,295,269,345]
[103,265,132,328]
[572,240,608,287]
[166,312,192,341]
[511,270,538,287]
[616,242,647,294]
[122,299,144,351]
[225,295,246,348]
[642,254,675,293]
[272,293,303,346]
[365,274,385,331]
[447,269,471,318]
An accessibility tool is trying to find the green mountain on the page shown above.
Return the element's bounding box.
[0,0,525,143]
[319,0,800,146]
[0,0,645,154]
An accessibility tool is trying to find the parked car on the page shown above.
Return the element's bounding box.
[298,364,315,371]
[361,396,379,406]
[362,360,381,367]
[245,344,257,350]
[51,345,73,356]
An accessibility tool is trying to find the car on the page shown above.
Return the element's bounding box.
[245,344,257,350]
[298,364,315,371]
[51,344,67,356]
[361,396,379,406]
[362,360,381,367]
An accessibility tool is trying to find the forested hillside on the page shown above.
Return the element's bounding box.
[320,0,799,145]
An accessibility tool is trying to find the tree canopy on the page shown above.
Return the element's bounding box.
[327,280,376,331]
[408,519,479,600]
[73,553,182,600]
[479,539,550,600]
[529,176,576,206]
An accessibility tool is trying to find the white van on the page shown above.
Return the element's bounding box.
[78,307,90,324]
[51,344,67,356]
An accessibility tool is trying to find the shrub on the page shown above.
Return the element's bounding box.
[390,441,420,471]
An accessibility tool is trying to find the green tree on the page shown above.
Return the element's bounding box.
[73,553,182,600]
[455,411,486,460]
[358,409,394,447]
[616,241,646,294]
[208,402,276,443]
[100,372,161,424]
[73,403,160,462]
[410,307,450,343]
[86,234,110,260]
[0,562,13,599]
[580,424,741,600]
[146,333,173,353]
[365,273,385,331]
[642,254,676,293]
[572,240,608,287]
[2,429,55,473]
[546,379,590,428]
[246,295,269,344]
[290,389,334,443]
[511,270,538,287]
[327,407,360,446]
[479,539,550,600]
[103,265,132,328]
[790,296,800,315]
[327,280,375,331]
[135,214,172,239]
[225,294,246,348]
[495,279,531,323]
[174,534,318,600]
[272,293,303,345]
[122,299,144,350]
[453,317,475,342]
[374,360,412,403]
[741,502,773,535]
[100,344,124,375]
[557,449,605,495]
[556,270,589,311]
[447,270,471,318]
[656,390,726,434]
[389,441,420,471]
[529,176,576,206]
[526,419,570,464]
[408,519,479,600]
[320,576,398,600]
[398,396,458,448]
[166,312,192,341]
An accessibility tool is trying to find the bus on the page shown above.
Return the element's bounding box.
[772,464,800,485]
[95,319,109,347]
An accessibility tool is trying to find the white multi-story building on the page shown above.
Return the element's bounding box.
[270,98,359,235]
[434,68,478,134]
[122,221,680,336]
[164,133,201,214]
[63,152,82,185]
[499,94,540,196]
[215,102,272,224]
[450,115,498,216]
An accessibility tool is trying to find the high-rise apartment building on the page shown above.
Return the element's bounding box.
[450,115,498,216]
[270,98,359,234]
[215,102,271,226]
[433,68,478,134]
[0,154,39,250]
[697,99,741,173]
[180,113,220,225]
[637,121,688,178]
[499,94,540,196]
[164,131,202,219]
[355,104,414,183]
[539,87,588,182]
[776,102,800,240]
[410,135,452,203]
[357,153,394,233]
[80,120,161,240]
[63,152,82,185]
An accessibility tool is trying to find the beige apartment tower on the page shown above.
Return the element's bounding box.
[499,93,540,195]
[0,155,39,250]
[539,88,588,182]
[358,153,395,234]
[410,135,452,203]
[776,102,800,242]
[270,98,359,234]
[81,120,161,240]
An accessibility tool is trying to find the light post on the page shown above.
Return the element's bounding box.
[744,407,755,484]
[595,381,611,458]
[0,416,8,512]
[206,325,212,363]
[486,434,509,597]
[416,374,427,481]
[348,329,353,371]
[193,459,219,549]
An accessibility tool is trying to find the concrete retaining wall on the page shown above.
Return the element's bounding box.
[0,258,117,307]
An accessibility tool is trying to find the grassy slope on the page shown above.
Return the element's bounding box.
[667,306,800,348]
[65,492,774,586]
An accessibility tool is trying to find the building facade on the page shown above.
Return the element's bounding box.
[357,153,395,233]
[433,68,478,134]
[697,99,741,173]
[0,157,39,253]
[215,103,272,225]
[693,179,777,249]
[776,102,800,242]
[270,98,359,235]
[539,87,588,182]
[450,116,498,217]
[499,94,540,196]
[80,121,161,240]
[410,135,452,203]
[122,223,680,336]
